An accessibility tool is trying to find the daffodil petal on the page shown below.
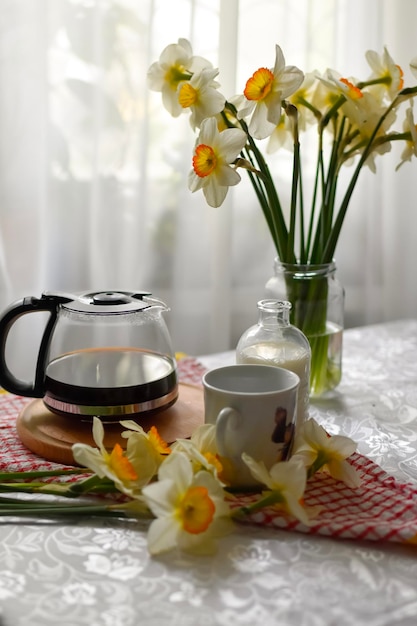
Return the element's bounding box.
[278,65,305,98]
[214,164,241,187]
[147,517,178,555]
[241,453,273,487]
[265,92,284,126]
[269,458,307,498]
[301,418,329,447]
[120,420,146,436]
[328,435,357,459]
[158,452,193,491]
[285,493,311,526]
[203,178,229,207]
[290,449,317,467]
[191,423,217,452]
[92,416,106,453]
[249,102,276,139]
[72,444,109,477]
[142,478,179,516]
[177,530,218,555]
[217,128,247,161]
[327,459,362,488]
[273,44,285,74]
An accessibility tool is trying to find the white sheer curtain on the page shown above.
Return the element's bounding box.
[0,0,416,369]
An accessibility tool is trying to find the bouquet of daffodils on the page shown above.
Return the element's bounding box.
[147,39,417,265]
[0,418,360,556]
[147,41,417,395]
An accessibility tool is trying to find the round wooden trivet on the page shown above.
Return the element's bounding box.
[16,383,204,466]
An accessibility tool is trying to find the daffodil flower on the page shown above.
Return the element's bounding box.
[365,46,404,99]
[173,423,222,474]
[239,455,310,525]
[237,44,304,139]
[188,116,248,207]
[141,452,233,555]
[291,418,361,488]
[177,67,226,130]
[147,38,212,117]
[266,113,294,154]
[72,417,162,498]
[398,106,417,167]
[120,420,171,465]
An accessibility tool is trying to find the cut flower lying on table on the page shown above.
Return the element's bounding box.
[0,417,360,556]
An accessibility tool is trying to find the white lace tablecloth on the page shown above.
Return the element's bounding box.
[2,319,417,626]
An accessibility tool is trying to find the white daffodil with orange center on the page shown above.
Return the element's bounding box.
[188,116,247,207]
[291,418,361,488]
[318,69,364,103]
[72,417,167,498]
[237,44,304,139]
[173,423,225,481]
[141,452,233,555]
[147,38,212,117]
[240,455,311,525]
[121,420,171,460]
[366,46,404,100]
[177,67,225,130]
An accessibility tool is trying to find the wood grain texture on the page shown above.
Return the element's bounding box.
[16,383,204,466]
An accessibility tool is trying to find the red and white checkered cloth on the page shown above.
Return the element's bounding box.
[1,356,417,546]
[231,453,417,545]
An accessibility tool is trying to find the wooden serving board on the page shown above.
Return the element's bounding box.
[16,383,204,466]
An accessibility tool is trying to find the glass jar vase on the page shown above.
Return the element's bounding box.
[265,260,344,397]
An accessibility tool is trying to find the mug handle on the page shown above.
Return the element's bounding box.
[215,407,243,461]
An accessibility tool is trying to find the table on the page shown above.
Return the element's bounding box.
[1,320,417,626]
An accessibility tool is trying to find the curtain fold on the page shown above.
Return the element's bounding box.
[0,0,416,368]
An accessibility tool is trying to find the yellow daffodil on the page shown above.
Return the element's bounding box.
[178,67,226,130]
[141,452,233,555]
[237,44,304,139]
[147,38,212,117]
[240,454,311,525]
[72,417,164,498]
[291,418,361,488]
[188,117,247,207]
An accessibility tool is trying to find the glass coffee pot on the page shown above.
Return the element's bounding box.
[0,290,177,421]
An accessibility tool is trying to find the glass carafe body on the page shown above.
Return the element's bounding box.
[236,299,311,428]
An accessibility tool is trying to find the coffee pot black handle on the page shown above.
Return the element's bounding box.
[0,294,68,397]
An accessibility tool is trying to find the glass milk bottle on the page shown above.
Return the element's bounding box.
[236,300,311,429]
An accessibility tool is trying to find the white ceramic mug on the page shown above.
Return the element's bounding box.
[203,364,299,487]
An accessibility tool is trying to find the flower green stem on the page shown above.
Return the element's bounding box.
[0,495,153,520]
[232,490,284,519]
[0,469,88,481]
[0,501,123,518]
